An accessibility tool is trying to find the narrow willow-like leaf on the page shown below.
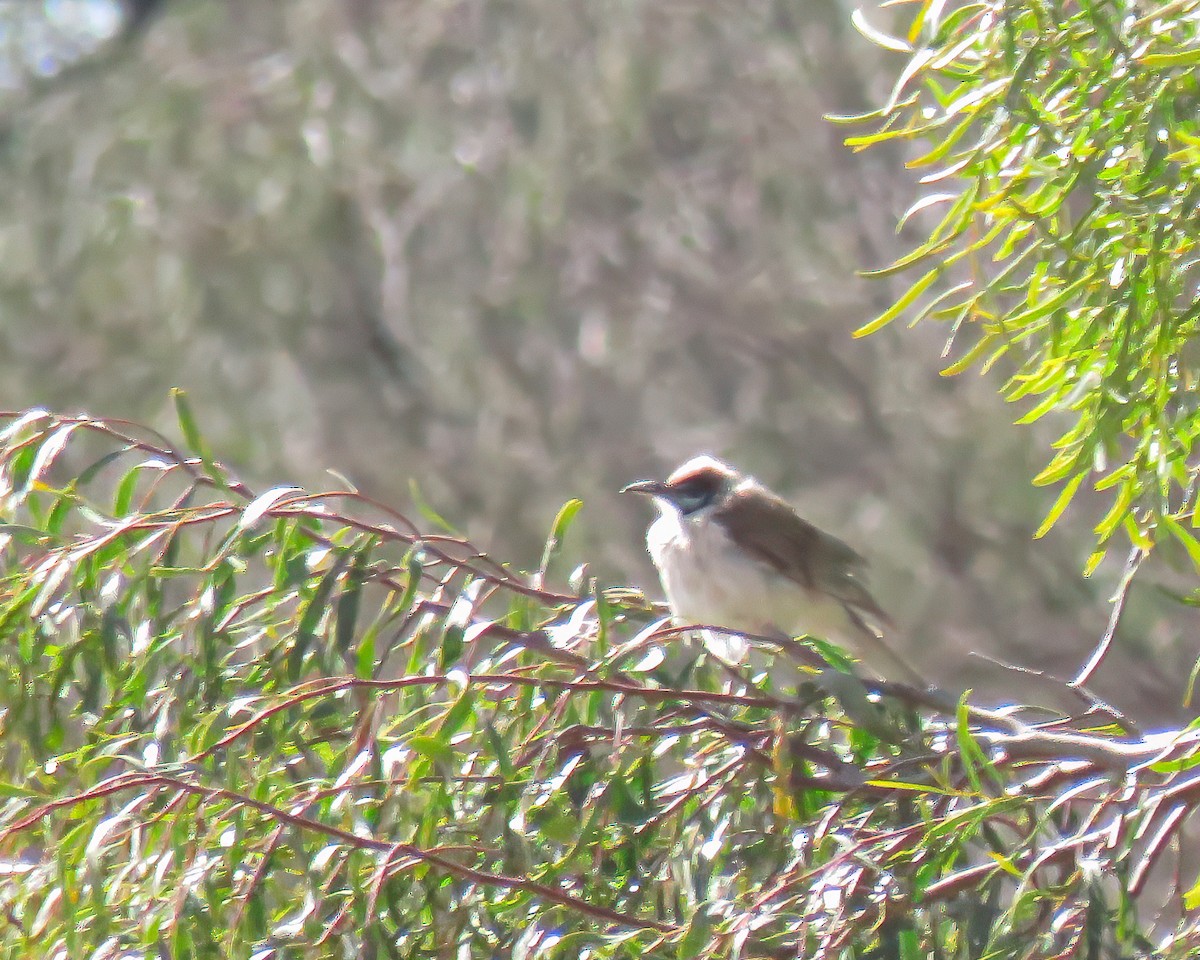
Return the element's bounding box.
[1094,480,1137,540]
[1163,516,1200,573]
[289,556,345,681]
[335,541,373,655]
[1084,548,1108,577]
[538,498,583,580]
[239,486,303,531]
[956,693,984,794]
[1002,271,1098,331]
[859,235,957,280]
[407,478,458,535]
[851,8,913,52]
[1138,49,1200,68]
[853,268,941,338]
[171,388,206,458]
[1034,471,1088,539]
[1013,387,1069,426]
[1031,448,1081,487]
[904,113,978,169]
[940,334,995,376]
[909,280,974,331]
[885,47,937,113]
[896,192,959,230]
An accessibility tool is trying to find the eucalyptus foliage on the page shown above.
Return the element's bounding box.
[2,406,1198,958]
[846,0,1200,573]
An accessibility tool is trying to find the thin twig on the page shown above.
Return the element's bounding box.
[1072,546,1143,688]
[972,651,1141,736]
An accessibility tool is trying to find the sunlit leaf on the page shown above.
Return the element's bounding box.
[1034,471,1088,539]
[853,267,941,337]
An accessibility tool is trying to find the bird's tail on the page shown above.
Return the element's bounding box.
[844,607,925,689]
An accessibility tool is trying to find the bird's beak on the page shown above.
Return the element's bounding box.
[620,479,667,496]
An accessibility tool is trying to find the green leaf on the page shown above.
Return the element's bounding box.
[859,236,955,280]
[408,479,458,535]
[908,280,974,330]
[1002,270,1098,330]
[0,780,46,799]
[171,387,207,458]
[940,334,995,376]
[1163,516,1200,573]
[1094,479,1136,541]
[538,498,583,579]
[864,779,967,797]
[1034,471,1087,539]
[1083,549,1107,577]
[439,688,477,739]
[27,424,79,491]
[1149,749,1200,775]
[1138,49,1200,68]
[676,908,713,958]
[850,8,912,53]
[955,693,984,794]
[1013,387,1068,426]
[1093,464,1134,492]
[354,621,377,679]
[439,624,464,669]
[335,545,369,655]
[288,556,345,681]
[853,267,942,338]
[112,464,142,516]
[0,522,51,546]
[1031,449,1081,487]
[884,46,936,113]
[408,735,454,763]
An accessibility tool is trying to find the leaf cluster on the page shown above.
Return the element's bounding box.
[844,0,1200,573]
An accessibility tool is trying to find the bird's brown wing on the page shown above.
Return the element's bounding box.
[715,486,925,686]
[714,486,890,627]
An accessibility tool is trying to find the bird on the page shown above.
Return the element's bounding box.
[622,455,922,687]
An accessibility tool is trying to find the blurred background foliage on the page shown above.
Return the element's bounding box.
[0,0,1195,720]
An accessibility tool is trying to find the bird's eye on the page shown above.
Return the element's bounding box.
[672,479,717,514]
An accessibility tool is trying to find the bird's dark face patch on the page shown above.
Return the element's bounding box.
[665,466,729,515]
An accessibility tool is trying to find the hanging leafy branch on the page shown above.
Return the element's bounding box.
[843,0,1200,574]
[0,407,1198,958]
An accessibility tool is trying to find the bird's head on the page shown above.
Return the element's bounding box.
[621,455,740,516]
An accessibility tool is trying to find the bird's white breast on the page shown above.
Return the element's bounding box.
[646,505,853,658]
